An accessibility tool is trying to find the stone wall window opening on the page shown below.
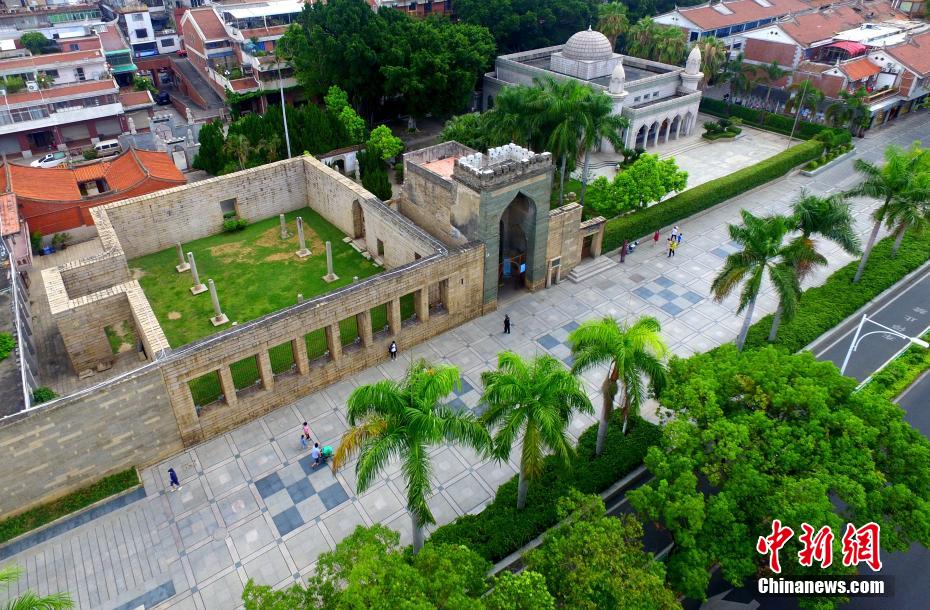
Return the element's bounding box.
[268,340,296,377]
[230,354,262,396]
[338,315,361,348]
[376,238,385,257]
[305,328,329,362]
[352,199,365,240]
[400,292,417,324]
[371,303,390,339]
[430,279,449,315]
[188,369,224,414]
[219,197,238,216]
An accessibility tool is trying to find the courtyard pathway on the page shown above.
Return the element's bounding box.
[3,111,929,610]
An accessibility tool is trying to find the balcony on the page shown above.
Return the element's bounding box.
[865,87,898,105]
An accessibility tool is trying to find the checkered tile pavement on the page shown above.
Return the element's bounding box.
[534,320,580,366]
[255,455,350,536]
[632,275,705,316]
[710,240,743,260]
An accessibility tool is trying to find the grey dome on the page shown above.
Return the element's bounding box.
[563,27,613,62]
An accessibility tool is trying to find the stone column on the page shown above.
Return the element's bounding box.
[258,351,274,390]
[414,287,429,323]
[292,336,309,375]
[675,118,682,140]
[188,252,206,294]
[322,241,339,282]
[592,228,604,258]
[279,213,289,239]
[387,298,402,336]
[356,310,373,347]
[218,366,238,406]
[295,217,311,258]
[439,279,450,313]
[325,323,342,361]
[175,242,190,273]
[208,279,229,326]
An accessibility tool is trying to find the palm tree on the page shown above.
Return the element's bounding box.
[825,88,869,135]
[847,144,930,281]
[784,80,824,145]
[655,26,688,65]
[485,84,545,149]
[597,2,628,50]
[756,61,787,111]
[723,53,754,103]
[696,37,728,86]
[885,186,930,256]
[333,360,491,552]
[223,133,251,171]
[626,18,659,60]
[0,565,73,609]
[767,192,861,341]
[568,316,668,455]
[480,352,593,509]
[538,78,588,206]
[578,90,628,206]
[711,211,818,350]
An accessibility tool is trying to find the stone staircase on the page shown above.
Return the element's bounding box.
[567,255,617,283]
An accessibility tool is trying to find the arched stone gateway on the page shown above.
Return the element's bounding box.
[498,193,536,294]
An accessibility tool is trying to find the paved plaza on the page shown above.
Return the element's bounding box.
[2,112,929,610]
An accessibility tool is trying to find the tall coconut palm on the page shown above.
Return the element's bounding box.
[655,26,688,65]
[711,211,818,350]
[846,144,930,281]
[568,316,668,455]
[696,37,728,86]
[333,359,491,553]
[480,352,593,509]
[885,186,930,256]
[597,2,628,50]
[485,84,545,149]
[539,78,589,206]
[723,53,754,103]
[626,18,659,60]
[784,80,824,145]
[756,61,787,110]
[825,88,870,135]
[0,565,73,609]
[767,192,861,341]
[578,90,628,206]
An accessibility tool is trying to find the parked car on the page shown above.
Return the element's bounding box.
[94,139,122,157]
[29,151,68,168]
[156,91,171,105]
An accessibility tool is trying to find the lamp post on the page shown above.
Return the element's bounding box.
[275,38,292,159]
[839,314,930,376]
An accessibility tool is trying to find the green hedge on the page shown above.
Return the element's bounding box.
[429,414,661,562]
[700,97,829,140]
[603,140,823,250]
[862,330,930,399]
[743,229,930,352]
[0,468,140,544]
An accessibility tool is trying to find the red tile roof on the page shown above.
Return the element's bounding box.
[885,30,930,76]
[239,25,288,39]
[3,80,117,106]
[0,193,19,237]
[676,0,807,31]
[777,4,901,46]
[840,56,882,80]
[187,8,228,41]
[119,90,154,109]
[0,49,103,72]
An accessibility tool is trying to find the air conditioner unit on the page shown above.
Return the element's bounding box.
[26,81,38,91]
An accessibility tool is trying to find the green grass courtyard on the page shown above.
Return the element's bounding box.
[131,208,382,348]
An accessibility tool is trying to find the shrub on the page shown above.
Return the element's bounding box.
[236,218,248,230]
[603,140,823,250]
[863,331,930,400]
[0,332,14,361]
[222,210,237,220]
[742,229,930,352]
[29,231,42,254]
[429,415,660,562]
[51,232,70,250]
[223,218,248,232]
[83,149,98,161]
[700,98,829,140]
[32,386,58,404]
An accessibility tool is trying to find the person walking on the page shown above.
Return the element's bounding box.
[303,421,310,439]
[503,314,511,334]
[677,232,683,245]
[671,225,679,240]
[389,341,398,360]
[667,237,674,258]
[299,433,308,451]
[310,442,322,468]
[653,230,660,247]
[669,238,678,258]
[168,467,181,492]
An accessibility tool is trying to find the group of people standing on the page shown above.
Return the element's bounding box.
[653,225,683,258]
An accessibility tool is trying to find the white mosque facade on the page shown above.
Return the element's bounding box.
[483,28,705,151]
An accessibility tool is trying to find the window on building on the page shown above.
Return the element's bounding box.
[158,38,174,48]
[132,13,144,21]
[689,31,698,41]
[69,43,79,51]
[74,67,84,81]
[376,239,385,257]
[135,29,149,38]
[634,96,641,102]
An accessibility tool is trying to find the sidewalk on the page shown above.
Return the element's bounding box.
[3,111,928,610]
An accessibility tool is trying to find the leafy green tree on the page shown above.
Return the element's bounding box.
[628,346,930,607]
[654,25,687,64]
[625,17,659,59]
[578,90,628,205]
[847,143,930,280]
[338,106,366,145]
[485,571,555,610]
[596,2,628,50]
[568,316,667,454]
[526,491,680,610]
[366,124,404,162]
[439,112,498,151]
[711,211,823,350]
[223,133,252,171]
[1,75,25,94]
[825,87,870,135]
[361,163,392,200]
[133,75,156,92]
[20,32,51,55]
[766,191,861,341]
[323,84,350,114]
[0,565,73,609]
[585,153,687,216]
[755,60,786,109]
[192,120,227,175]
[334,360,491,552]
[723,52,755,102]
[481,352,592,509]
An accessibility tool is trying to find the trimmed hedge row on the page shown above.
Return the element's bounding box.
[699,97,829,140]
[863,330,930,399]
[743,229,930,352]
[603,139,823,251]
[0,468,140,544]
[429,414,661,562]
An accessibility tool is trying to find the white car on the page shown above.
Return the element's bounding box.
[30,152,68,168]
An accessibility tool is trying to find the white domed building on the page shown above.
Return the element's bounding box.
[483,28,704,151]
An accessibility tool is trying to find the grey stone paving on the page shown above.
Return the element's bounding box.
[2,111,929,610]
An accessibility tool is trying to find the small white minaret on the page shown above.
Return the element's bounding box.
[680,46,704,93]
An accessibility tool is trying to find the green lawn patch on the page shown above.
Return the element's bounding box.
[131,208,382,347]
[603,140,823,251]
[550,178,583,208]
[430,414,661,562]
[862,330,930,400]
[0,468,139,544]
[743,229,930,352]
